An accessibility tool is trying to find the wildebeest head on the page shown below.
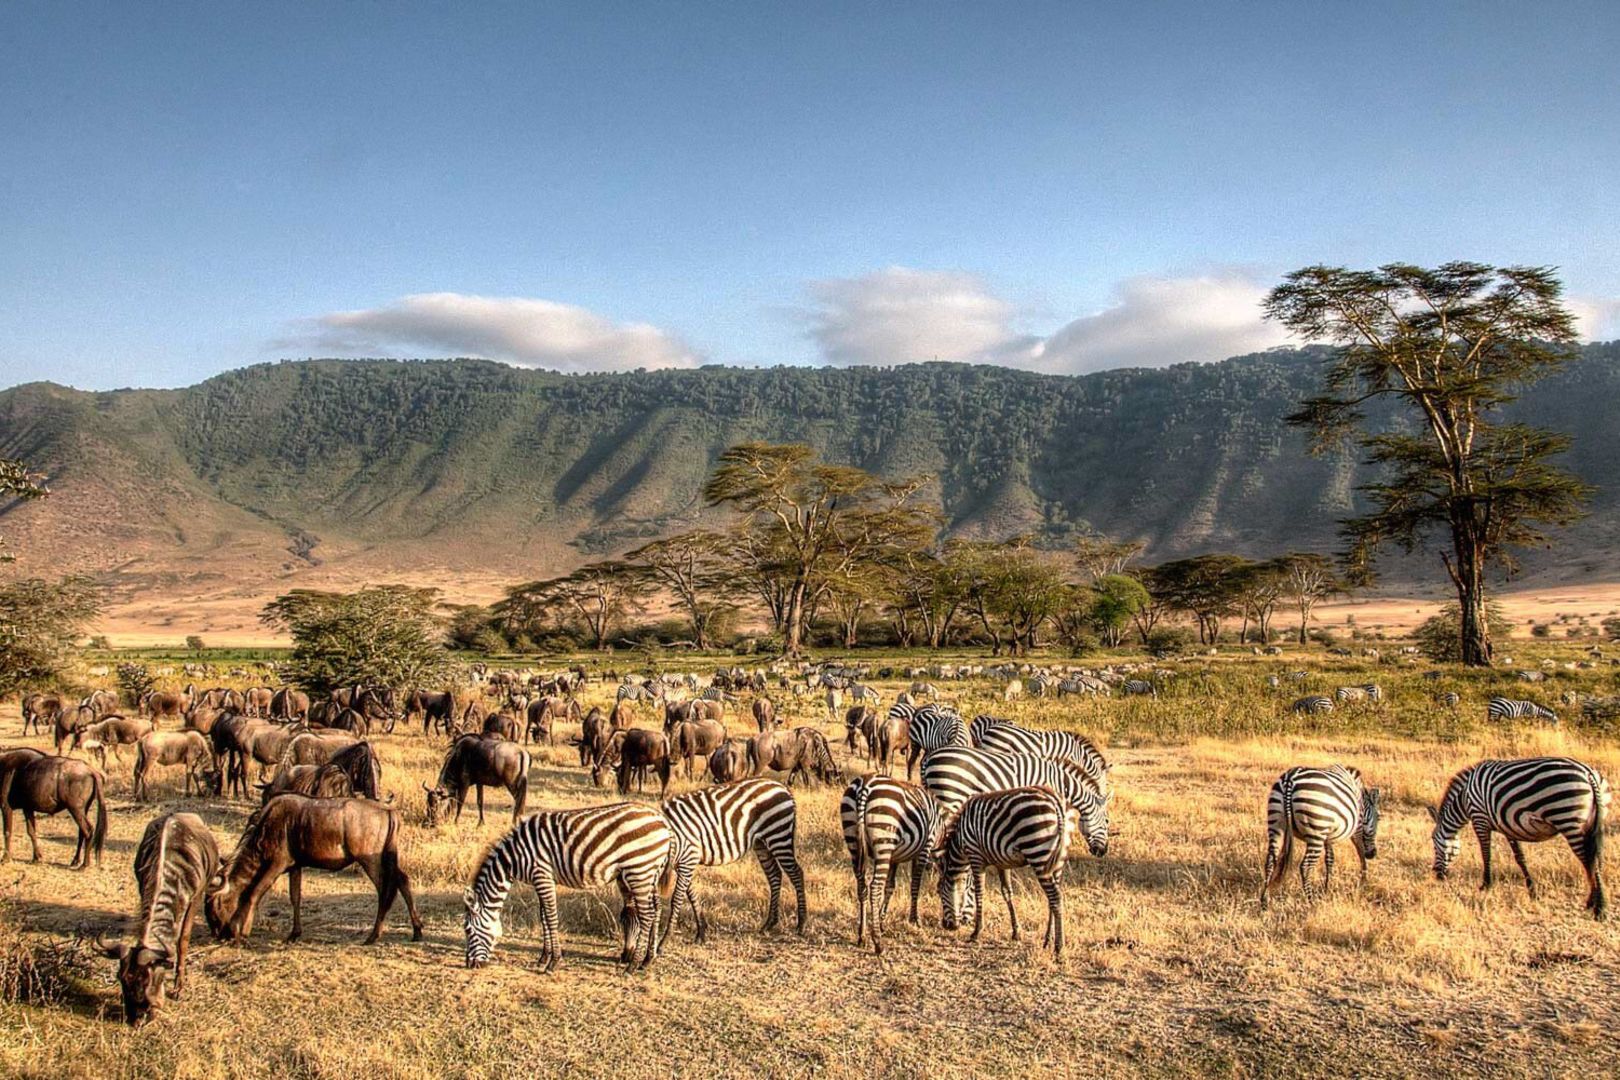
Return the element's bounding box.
[203,869,243,941]
[421,781,453,826]
[98,935,172,1026]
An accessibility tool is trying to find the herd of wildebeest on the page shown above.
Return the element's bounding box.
[1,656,1611,1027]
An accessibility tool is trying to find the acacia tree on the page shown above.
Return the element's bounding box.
[1280,552,1341,644]
[260,586,450,693]
[1266,263,1589,666]
[0,577,101,698]
[0,457,47,563]
[625,531,737,649]
[510,561,648,651]
[1088,573,1151,647]
[1150,555,1247,644]
[1231,558,1287,643]
[1074,531,1144,583]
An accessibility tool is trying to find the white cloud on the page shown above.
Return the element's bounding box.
[802,266,1288,374]
[1569,295,1620,342]
[1030,271,1291,375]
[284,292,701,373]
[804,267,1038,367]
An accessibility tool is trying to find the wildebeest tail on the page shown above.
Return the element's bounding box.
[91,770,107,863]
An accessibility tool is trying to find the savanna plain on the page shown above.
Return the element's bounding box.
[2,650,1618,1080]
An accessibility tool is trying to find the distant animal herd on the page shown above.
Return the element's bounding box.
[1,658,1609,1027]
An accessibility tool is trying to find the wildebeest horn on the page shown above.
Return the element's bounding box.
[94,932,127,959]
[421,781,432,793]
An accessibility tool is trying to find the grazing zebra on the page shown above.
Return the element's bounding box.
[920,747,1109,857]
[937,786,1075,956]
[659,779,806,943]
[1259,765,1381,908]
[840,775,944,954]
[1334,683,1382,705]
[890,703,970,779]
[968,715,1110,793]
[1430,757,1610,918]
[1121,679,1156,697]
[1439,691,1461,708]
[462,803,675,972]
[1291,695,1334,715]
[1486,697,1557,724]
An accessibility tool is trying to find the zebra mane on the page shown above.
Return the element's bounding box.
[1435,765,1475,817]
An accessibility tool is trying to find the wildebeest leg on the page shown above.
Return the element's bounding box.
[286,867,304,943]
[24,810,41,864]
[1507,839,1536,896]
[998,869,1019,942]
[475,784,486,826]
[353,854,399,945]
[657,761,670,802]
[65,799,93,870]
[174,892,201,997]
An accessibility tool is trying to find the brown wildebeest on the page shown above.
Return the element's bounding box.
[80,689,121,719]
[752,697,778,732]
[875,711,911,776]
[844,705,877,763]
[283,730,359,767]
[261,742,382,803]
[708,739,749,783]
[132,730,216,799]
[594,728,673,798]
[662,699,694,732]
[184,704,229,735]
[609,700,636,730]
[406,689,455,735]
[53,703,92,754]
[74,715,155,765]
[310,703,369,736]
[526,695,578,745]
[214,719,292,799]
[689,699,725,724]
[0,755,107,868]
[98,812,218,1025]
[206,794,422,944]
[747,727,842,788]
[21,693,62,736]
[270,687,310,722]
[578,706,609,767]
[671,719,727,780]
[145,684,194,725]
[198,688,244,713]
[423,734,530,826]
[242,687,274,717]
[483,710,520,741]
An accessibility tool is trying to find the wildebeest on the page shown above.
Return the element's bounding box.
[309,703,370,736]
[261,742,382,802]
[0,754,107,868]
[844,705,878,763]
[708,739,750,783]
[282,729,360,767]
[595,728,674,798]
[671,718,727,780]
[183,704,230,735]
[206,794,422,944]
[874,710,911,776]
[53,704,92,754]
[74,715,155,764]
[609,700,636,730]
[423,734,531,826]
[132,730,216,799]
[98,812,219,1025]
[752,697,778,732]
[577,706,610,767]
[213,718,298,799]
[747,727,842,787]
[144,685,194,725]
[270,687,310,722]
[688,699,725,724]
[242,687,274,717]
[483,709,520,741]
[526,695,578,745]
[80,689,121,720]
[21,693,63,736]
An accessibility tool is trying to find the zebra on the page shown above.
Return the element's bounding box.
[849,683,883,707]
[1121,679,1156,697]
[920,747,1109,857]
[936,786,1076,957]
[1291,695,1334,715]
[1486,697,1557,724]
[1259,765,1381,908]
[1429,757,1610,918]
[968,715,1110,793]
[840,775,944,954]
[889,703,970,779]
[462,802,675,972]
[1439,691,1461,708]
[1334,683,1382,705]
[658,779,806,943]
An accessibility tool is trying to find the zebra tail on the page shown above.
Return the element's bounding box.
[852,777,873,873]
[1590,773,1609,865]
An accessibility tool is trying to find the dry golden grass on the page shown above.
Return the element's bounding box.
[1,657,1618,1078]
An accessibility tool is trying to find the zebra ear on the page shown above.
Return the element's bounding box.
[1366,787,1382,805]
[1424,805,1438,823]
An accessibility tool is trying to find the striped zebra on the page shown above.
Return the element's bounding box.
[1429,757,1610,918]
[1486,697,1557,724]
[1259,765,1381,908]
[937,786,1076,956]
[920,747,1109,857]
[462,802,675,972]
[1439,691,1461,708]
[840,775,944,954]
[659,779,805,943]
[1291,695,1334,715]
[1121,679,1156,697]
[889,703,970,779]
[1334,683,1382,705]
[968,715,1110,793]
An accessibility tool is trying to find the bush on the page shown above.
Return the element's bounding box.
[1530,623,1550,638]
[261,586,451,693]
[115,662,155,707]
[1602,616,1620,641]
[1414,601,1513,663]
[0,577,102,698]
[1145,626,1195,655]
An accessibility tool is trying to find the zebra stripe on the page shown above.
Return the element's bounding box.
[1334,683,1382,704]
[1486,697,1557,723]
[1291,695,1334,715]
[937,786,1075,956]
[969,715,1110,793]
[1122,679,1156,697]
[889,703,970,779]
[659,778,805,942]
[840,775,943,954]
[920,747,1109,858]
[463,802,674,972]
[1259,765,1380,908]
[1431,757,1610,918]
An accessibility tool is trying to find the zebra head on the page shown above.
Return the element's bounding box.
[463,883,505,968]
[1427,770,1471,880]
[1079,789,1111,858]
[935,837,968,931]
[1355,787,1382,861]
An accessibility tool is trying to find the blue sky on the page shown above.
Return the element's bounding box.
[2,1,1618,389]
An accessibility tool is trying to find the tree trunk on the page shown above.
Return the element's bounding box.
[784,581,808,657]
[1449,523,1492,667]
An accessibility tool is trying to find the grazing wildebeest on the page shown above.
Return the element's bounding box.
[526,694,578,745]
[283,729,360,767]
[53,703,92,754]
[310,704,369,736]
[708,739,750,783]
[132,730,216,799]
[671,718,727,780]
[242,687,274,718]
[844,705,878,763]
[261,741,382,802]
[99,812,219,1025]
[752,697,778,732]
[206,794,422,944]
[80,689,121,719]
[74,715,155,764]
[747,727,842,788]
[577,706,610,767]
[595,728,674,798]
[405,689,454,735]
[0,754,107,868]
[145,685,194,725]
[609,700,636,730]
[483,709,520,741]
[270,687,310,722]
[21,693,62,736]
[423,734,531,826]
[688,699,725,724]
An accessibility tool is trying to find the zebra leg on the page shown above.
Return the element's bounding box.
[1474,823,1494,890]
[1507,839,1536,897]
[969,868,986,944]
[1259,826,1283,910]
[1571,833,1606,918]
[908,853,927,925]
[535,872,561,973]
[1321,842,1335,894]
[1040,873,1063,958]
[1298,839,1323,899]
[868,843,893,954]
[998,868,1019,943]
[634,877,660,969]
[756,842,784,932]
[853,847,869,949]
